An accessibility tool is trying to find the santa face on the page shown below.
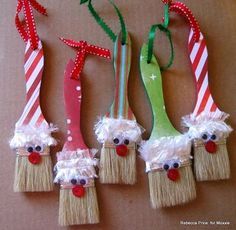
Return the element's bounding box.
[196,131,224,154]
[161,160,181,182]
[111,135,132,157]
[17,143,49,165]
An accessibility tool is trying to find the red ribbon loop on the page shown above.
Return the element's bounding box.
[60,38,111,80]
[162,0,172,4]
[15,0,47,50]
[169,1,200,42]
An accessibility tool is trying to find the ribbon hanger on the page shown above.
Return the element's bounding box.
[147,2,174,71]
[162,0,200,42]
[80,0,127,45]
[60,38,111,79]
[15,0,47,50]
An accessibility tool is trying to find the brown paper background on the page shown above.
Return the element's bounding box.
[0,0,236,229]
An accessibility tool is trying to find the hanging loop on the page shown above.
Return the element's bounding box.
[80,0,127,44]
[60,38,111,79]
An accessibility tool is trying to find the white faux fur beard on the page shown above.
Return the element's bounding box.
[182,111,232,141]
[94,117,143,144]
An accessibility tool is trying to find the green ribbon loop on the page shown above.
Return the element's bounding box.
[80,0,127,44]
[147,4,174,71]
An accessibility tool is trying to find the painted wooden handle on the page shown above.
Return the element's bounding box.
[140,44,179,139]
[16,40,47,128]
[108,32,134,120]
[63,59,87,151]
[188,29,221,116]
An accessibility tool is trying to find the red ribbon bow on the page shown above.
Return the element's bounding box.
[15,0,47,50]
[60,38,111,80]
[162,0,200,42]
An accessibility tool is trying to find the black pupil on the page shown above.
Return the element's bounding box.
[163,164,169,171]
[80,179,86,185]
[113,138,120,144]
[124,139,129,145]
[173,163,179,168]
[27,147,33,153]
[211,134,216,140]
[35,146,42,152]
[202,134,208,140]
[71,179,77,185]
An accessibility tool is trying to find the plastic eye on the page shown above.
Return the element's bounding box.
[35,145,43,152]
[211,134,217,141]
[79,179,86,185]
[27,146,34,153]
[201,133,208,140]
[113,138,120,145]
[173,162,179,169]
[123,139,130,145]
[71,179,77,185]
[163,164,169,171]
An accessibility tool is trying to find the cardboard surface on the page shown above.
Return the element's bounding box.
[0,0,235,229]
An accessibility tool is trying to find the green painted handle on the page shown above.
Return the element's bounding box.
[140,44,180,139]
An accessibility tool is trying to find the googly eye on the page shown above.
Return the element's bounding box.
[163,164,170,171]
[123,139,130,145]
[35,145,43,152]
[27,146,34,153]
[70,179,77,185]
[201,133,208,141]
[113,138,120,145]
[173,162,179,169]
[211,134,217,141]
[79,179,87,185]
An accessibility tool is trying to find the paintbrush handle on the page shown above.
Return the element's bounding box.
[63,60,87,151]
[188,29,221,116]
[108,32,134,120]
[140,44,179,139]
[169,1,221,116]
[16,40,47,128]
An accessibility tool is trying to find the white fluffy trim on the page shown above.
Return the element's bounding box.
[94,117,144,144]
[10,124,57,149]
[54,149,98,183]
[182,111,232,139]
[139,135,191,164]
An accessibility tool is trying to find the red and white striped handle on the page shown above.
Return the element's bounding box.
[188,29,221,116]
[16,40,47,128]
[169,1,221,116]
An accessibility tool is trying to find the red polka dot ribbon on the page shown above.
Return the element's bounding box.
[15,0,47,50]
[60,38,111,80]
[162,1,200,42]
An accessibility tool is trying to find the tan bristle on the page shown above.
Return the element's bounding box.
[14,155,53,192]
[193,139,230,181]
[58,187,99,226]
[99,143,136,184]
[148,166,196,208]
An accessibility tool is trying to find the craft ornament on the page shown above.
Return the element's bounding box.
[139,22,196,207]
[54,41,110,226]
[81,0,143,184]
[10,0,57,192]
[166,1,233,181]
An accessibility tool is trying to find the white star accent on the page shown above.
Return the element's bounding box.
[150,74,157,80]
[76,86,81,91]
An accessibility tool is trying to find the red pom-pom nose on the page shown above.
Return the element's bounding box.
[205,141,217,154]
[72,185,85,198]
[28,152,41,165]
[167,169,179,182]
[115,144,128,157]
